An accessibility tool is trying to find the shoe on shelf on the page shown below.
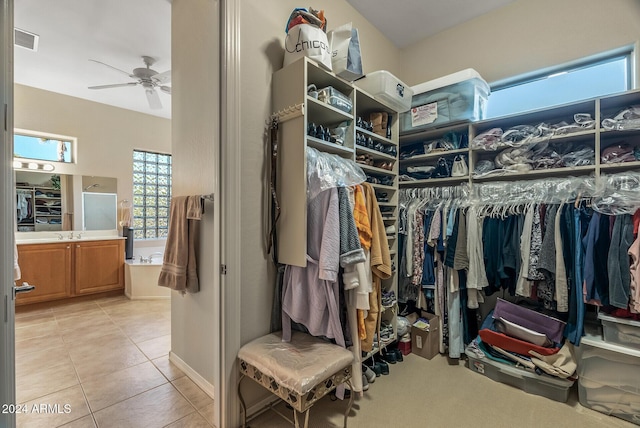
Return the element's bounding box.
[370,363,382,377]
[391,348,404,362]
[362,373,370,391]
[381,290,396,308]
[381,349,397,364]
[363,365,376,383]
[376,360,389,375]
[385,225,396,234]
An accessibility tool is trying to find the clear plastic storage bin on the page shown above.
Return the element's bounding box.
[316,86,352,114]
[599,313,640,351]
[464,344,574,403]
[354,71,413,113]
[577,333,640,425]
[400,69,490,133]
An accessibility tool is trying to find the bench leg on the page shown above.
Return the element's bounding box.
[293,407,310,428]
[343,379,355,428]
[238,374,247,428]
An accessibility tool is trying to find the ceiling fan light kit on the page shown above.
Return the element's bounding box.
[88,55,171,109]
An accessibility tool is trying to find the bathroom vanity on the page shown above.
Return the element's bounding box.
[15,233,125,306]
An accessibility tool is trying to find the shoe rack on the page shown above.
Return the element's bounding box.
[272,57,400,350]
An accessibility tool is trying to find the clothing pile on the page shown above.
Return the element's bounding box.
[472,299,577,380]
[472,142,595,177]
[601,105,640,131]
[471,114,596,151]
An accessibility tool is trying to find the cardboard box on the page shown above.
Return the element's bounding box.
[407,311,440,360]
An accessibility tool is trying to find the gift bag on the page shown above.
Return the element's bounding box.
[328,22,363,81]
[284,23,332,70]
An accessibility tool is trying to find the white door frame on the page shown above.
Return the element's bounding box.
[218,0,242,427]
[0,0,16,427]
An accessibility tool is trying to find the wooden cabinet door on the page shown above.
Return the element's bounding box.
[74,240,124,295]
[16,243,72,305]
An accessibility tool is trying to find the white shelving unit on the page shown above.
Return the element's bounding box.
[398,89,640,188]
[272,57,401,348]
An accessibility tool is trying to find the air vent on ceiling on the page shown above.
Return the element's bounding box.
[14,28,39,51]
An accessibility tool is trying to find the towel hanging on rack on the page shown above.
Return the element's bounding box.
[158,196,203,295]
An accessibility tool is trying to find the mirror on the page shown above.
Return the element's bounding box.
[15,170,117,232]
[82,193,118,230]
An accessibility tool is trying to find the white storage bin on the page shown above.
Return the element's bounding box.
[599,313,640,351]
[354,71,413,113]
[400,69,490,133]
[464,344,574,402]
[577,334,640,425]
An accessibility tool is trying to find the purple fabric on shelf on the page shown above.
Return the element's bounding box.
[492,298,566,344]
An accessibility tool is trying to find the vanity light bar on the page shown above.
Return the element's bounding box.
[12,160,55,171]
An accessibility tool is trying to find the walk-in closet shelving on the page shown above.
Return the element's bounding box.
[397,89,640,190]
[272,57,401,348]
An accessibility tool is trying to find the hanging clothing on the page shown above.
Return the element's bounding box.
[282,188,345,347]
[608,214,634,309]
[360,183,391,352]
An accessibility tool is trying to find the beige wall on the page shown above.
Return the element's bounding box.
[14,84,171,233]
[400,0,640,86]
[170,0,219,390]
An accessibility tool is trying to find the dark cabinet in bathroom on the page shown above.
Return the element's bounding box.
[16,239,124,305]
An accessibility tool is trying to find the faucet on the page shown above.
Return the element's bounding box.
[56,233,64,240]
[148,252,164,263]
[68,231,74,239]
[76,232,84,239]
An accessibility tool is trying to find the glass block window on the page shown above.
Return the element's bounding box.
[132,150,172,239]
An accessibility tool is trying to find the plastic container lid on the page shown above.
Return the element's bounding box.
[580,330,640,358]
[412,68,489,94]
[598,312,640,327]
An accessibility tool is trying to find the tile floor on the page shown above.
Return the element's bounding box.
[14,296,214,428]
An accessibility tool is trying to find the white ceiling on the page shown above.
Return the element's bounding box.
[13,1,515,119]
[346,0,517,48]
[14,0,171,119]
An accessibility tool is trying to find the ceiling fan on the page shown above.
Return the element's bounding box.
[88,55,171,110]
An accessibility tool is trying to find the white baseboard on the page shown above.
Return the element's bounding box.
[169,351,215,399]
[130,295,170,300]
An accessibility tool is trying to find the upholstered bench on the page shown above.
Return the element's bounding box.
[237,331,355,428]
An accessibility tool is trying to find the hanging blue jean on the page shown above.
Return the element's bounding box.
[583,212,600,303]
[482,217,504,296]
[444,210,460,268]
[608,214,634,309]
[594,213,611,305]
[502,214,524,296]
[421,211,435,288]
[565,205,592,345]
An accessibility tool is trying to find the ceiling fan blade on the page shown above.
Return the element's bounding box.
[152,70,171,84]
[89,59,135,78]
[88,82,138,90]
[145,87,162,109]
[159,85,171,95]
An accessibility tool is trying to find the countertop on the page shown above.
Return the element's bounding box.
[16,230,126,245]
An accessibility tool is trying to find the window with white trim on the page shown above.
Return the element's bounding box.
[132,150,172,239]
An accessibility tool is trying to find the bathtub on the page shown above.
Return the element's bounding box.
[125,258,171,300]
